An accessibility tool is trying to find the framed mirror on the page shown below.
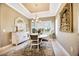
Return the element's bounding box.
[15,17,26,32]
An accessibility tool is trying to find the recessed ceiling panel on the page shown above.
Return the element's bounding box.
[22,3,49,13]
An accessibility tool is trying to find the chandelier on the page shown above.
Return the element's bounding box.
[32,14,39,23]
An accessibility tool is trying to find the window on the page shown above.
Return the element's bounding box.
[31,20,54,34]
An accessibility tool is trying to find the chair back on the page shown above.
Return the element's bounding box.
[30,35,38,40]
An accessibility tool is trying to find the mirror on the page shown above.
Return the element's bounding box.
[15,17,26,32]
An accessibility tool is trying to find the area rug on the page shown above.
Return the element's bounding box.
[2,41,55,56]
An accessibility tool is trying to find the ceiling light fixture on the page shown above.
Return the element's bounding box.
[32,20,34,23]
[32,14,39,22]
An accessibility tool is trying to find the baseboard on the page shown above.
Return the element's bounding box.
[0,44,12,50]
[56,40,70,56]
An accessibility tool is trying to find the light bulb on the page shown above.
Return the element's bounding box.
[32,20,34,22]
[36,20,38,22]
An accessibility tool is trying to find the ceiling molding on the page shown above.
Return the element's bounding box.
[6,3,61,19]
[32,3,61,18]
[6,3,33,19]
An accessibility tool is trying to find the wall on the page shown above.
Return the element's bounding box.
[0,4,1,47]
[0,4,30,47]
[55,3,79,56]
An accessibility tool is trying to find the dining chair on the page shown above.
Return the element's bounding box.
[30,34,40,50]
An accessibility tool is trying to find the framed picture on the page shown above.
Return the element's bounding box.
[60,3,73,32]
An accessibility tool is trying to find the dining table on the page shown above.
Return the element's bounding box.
[30,33,49,38]
[38,34,48,38]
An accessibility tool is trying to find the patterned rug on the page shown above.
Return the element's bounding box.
[2,41,55,56]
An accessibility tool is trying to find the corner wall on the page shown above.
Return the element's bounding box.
[55,3,79,56]
[0,4,30,47]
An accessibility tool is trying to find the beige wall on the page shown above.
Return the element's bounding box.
[55,3,79,56]
[28,20,32,33]
[0,4,1,47]
[0,4,30,47]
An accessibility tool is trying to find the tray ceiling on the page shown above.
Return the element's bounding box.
[22,3,49,13]
[6,3,62,19]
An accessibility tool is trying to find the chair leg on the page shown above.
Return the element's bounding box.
[30,45,32,50]
[37,45,39,51]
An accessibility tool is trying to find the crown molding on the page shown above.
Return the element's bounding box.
[6,3,61,19]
